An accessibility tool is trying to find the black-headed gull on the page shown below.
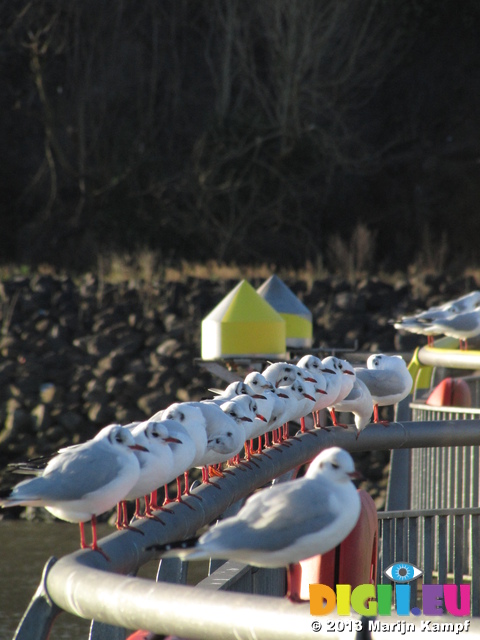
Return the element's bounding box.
[151,447,360,600]
[208,371,273,405]
[178,398,253,480]
[333,378,374,439]
[325,357,356,428]
[0,424,147,559]
[300,356,346,429]
[355,354,412,424]
[270,379,318,442]
[215,395,256,466]
[262,362,315,388]
[246,389,276,454]
[295,354,332,432]
[153,403,209,500]
[215,394,267,461]
[117,421,180,529]
[151,418,198,510]
[393,290,480,346]
[427,308,480,350]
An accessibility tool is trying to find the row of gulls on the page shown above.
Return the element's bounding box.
[0,353,411,580]
[393,290,480,349]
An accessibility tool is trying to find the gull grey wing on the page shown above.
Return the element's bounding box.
[35,446,125,501]
[355,368,403,398]
[339,385,364,403]
[441,313,480,331]
[199,478,338,552]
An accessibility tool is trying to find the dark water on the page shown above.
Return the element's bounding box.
[0,520,160,640]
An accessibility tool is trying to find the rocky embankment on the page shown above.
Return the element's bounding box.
[0,269,477,511]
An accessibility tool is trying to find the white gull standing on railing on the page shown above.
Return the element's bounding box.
[427,308,480,350]
[355,353,413,424]
[152,403,209,501]
[325,357,356,428]
[332,377,374,439]
[149,447,361,601]
[393,290,480,346]
[0,424,147,559]
[117,421,180,528]
[207,371,274,405]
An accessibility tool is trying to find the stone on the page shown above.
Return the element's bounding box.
[31,404,51,432]
[0,407,32,445]
[137,391,175,417]
[87,402,115,425]
[39,382,57,404]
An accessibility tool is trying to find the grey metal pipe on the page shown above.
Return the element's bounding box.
[47,564,319,640]
[417,345,480,369]
[43,420,480,576]
[42,421,480,638]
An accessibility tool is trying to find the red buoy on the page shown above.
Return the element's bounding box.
[289,490,378,601]
[426,377,472,407]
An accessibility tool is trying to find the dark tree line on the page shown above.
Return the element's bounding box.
[2,0,480,271]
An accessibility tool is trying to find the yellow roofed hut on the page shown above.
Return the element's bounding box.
[201,280,286,360]
[257,275,313,348]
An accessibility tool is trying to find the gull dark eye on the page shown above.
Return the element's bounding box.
[152,431,160,438]
[331,462,339,469]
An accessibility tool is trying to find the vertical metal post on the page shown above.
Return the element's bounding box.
[385,396,412,510]
[13,557,62,640]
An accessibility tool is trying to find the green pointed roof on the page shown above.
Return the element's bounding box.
[205,279,283,322]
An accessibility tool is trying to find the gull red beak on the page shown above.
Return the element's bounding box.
[277,392,289,398]
[303,393,316,401]
[304,376,317,383]
[165,437,182,444]
[256,414,268,422]
[322,368,336,374]
[348,470,363,480]
[241,416,253,422]
[316,388,328,394]
[344,369,355,375]
[129,444,149,452]
[252,394,267,399]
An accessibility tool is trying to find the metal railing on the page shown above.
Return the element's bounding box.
[377,507,480,616]
[13,420,480,640]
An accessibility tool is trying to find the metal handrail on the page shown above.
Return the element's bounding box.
[15,421,480,640]
[410,401,480,416]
